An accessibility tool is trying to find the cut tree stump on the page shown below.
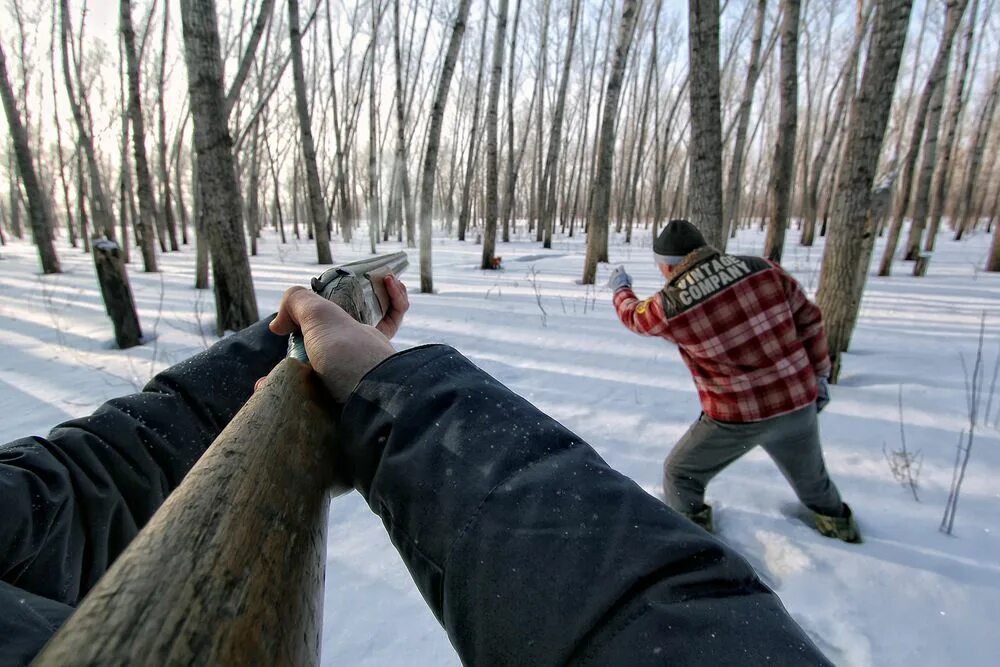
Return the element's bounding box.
[93,239,142,348]
[913,253,931,277]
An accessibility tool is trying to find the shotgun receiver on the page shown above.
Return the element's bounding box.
[289,251,409,362]
[35,252,409,667]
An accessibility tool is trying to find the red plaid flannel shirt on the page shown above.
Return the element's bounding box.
[614,250,831,422]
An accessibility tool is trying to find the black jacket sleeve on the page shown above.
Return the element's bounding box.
[338,345,831,665]
[0,319,287,663]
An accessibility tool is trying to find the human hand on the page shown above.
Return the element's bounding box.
[607,265,632,292]
[266,287,395,402]
[816,376,830,413]
[375,274,409,340]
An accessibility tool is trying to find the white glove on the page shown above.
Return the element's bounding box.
[607,265,632,292]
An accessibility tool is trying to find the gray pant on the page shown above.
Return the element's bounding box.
[663,404,844,517]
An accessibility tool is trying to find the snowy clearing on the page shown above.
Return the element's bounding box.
[1,224,998,666]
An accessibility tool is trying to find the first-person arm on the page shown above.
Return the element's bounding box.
[274,289,832,665]
[0,275,408,664]
[0,319,287,663]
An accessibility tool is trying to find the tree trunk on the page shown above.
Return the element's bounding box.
[288,0,333,264]
[582,0,639,284]
[121,0,161,272]
[815,0,912,382]
[93,240,142,348]
[763,0,801,263]
[367,2,381,256]
[180,0,259,331]
[905,0,970,263]
[541,0,582,250]
[802,2,869,247]
[878,0,967,276]
[418,0,472,292]
[501,0,524,242]
[49,6,77,250]
[157,0,179,252]
[953,71,1000,241]
[60,0,116,242]
[481,0,509,270]
[723,0,768,245]
[987,183,1000,271]
[248,123,261,257]
[77,144,91,252]
[533,0,551,243]
[392,0,416,248]
[0,41,60,274]
[458,13,490,243]
[686,0,725,248]
[926,0,979,252]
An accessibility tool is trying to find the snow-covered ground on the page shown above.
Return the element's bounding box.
[1,222,998,666]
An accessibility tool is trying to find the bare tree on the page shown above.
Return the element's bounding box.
[48,5,77,249]
[157,1,179,252]
[59,0,116,242]
[418,0,472,293]
[482,0,509,270]
[953,70,1000,240]
[120,0,160,272]
[687,0,725,248]
[879,0,967,276]
[582,0,640,284]
[723,0,771,244]
[541,0,582,250]
[0,40,60,273]
[391,0,416,248]
[457,11,489,243]
[179,0,259,333]
[815,0,912,382]
[763,0,801,263]
[289,0,333,264]
[926,0,980,252]
[903,0,971,265]
[802,1,870,247]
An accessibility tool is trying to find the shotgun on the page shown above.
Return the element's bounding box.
[34,251,409,667]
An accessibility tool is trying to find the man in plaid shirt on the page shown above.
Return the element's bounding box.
[609,219,860,543]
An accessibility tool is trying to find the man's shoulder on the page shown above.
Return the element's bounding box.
[661,253,772,315]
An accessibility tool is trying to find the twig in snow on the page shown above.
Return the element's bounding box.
[526,266,547,328]
[883,385,921,501]
[940,312,988,535]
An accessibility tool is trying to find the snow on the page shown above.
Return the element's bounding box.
[1,223,999,666]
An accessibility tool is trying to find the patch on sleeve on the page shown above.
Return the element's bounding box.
[637,298,653,315]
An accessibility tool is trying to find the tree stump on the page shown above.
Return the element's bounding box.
[913,253,931,277]
[93,239,142,348]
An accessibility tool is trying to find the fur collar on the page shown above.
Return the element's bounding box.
[666,246,720,287]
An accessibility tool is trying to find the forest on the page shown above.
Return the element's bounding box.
[3,2,1000,665]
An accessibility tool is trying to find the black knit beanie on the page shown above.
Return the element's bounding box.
[654,220,706,265]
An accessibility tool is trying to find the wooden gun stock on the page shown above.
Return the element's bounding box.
[35,252,408,666]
